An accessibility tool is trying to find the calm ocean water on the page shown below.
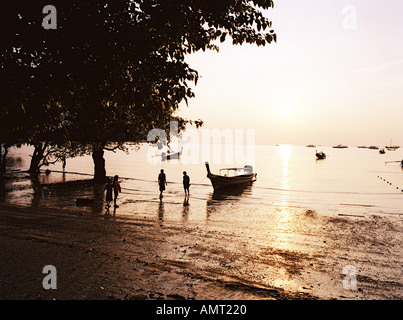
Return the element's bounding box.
[4,143,403,220]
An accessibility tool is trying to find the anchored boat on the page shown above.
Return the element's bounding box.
[161,147,183,161]
[385,146,400,151]
[332,144,348,148]
[385,139,399,151]
[385,159,403,167]
[205,162,257,191]
[315,150,326,159]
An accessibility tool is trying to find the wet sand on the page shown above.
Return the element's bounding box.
[0,203,310,300]
[0,180,402,300]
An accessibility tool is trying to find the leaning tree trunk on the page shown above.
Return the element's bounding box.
[28,143,48,174]
[92,147,106,182]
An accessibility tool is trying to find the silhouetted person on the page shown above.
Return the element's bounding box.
[104,177,113,208]
[158,169,167,199]
[183,171,190,196]
[113,175,121,208]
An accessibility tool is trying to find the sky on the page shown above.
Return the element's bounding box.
[177,0,403,146]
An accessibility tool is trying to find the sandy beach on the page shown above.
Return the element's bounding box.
[0,202,311,300]
[1,179,402,300]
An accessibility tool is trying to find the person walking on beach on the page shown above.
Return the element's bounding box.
[183,171,190,196]
[113,175,121,208]
[104,177,113,208]
[158,169,167,199]
[183,171,190,205]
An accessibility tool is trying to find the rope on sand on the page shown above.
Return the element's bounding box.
[42,169,211,190]
[187,176,207,189]
[43,169,152,183]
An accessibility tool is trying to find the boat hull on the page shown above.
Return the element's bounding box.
[161,152,181,161]
[207,173,257,190]
[161,148,183,161]
[205,162,256,191]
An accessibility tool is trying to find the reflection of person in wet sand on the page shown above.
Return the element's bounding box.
[158,199,164,226]
[158,169,167,199]
[182,201,189,222]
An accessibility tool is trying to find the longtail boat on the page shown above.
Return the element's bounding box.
[205,162,257,191]
[161,147,183,161]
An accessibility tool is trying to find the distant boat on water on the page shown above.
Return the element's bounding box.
[205,162,257,191]
[315,150,326,160]
[306,144,316,147]
[385,146,399,151]
[385,159,403,167]
[161,147,183,161]
[379,148,385,154]
[332,144,348,149]
[357,146,367,148]
[385,139,399,151]
[369,146,379,150]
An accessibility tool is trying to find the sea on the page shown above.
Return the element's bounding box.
[3,143,403,219]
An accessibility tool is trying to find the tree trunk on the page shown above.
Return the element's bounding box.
[28,143,47,174]
[92,147,106,182]
[0,143,9,180]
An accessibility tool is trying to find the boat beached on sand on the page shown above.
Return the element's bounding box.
[205,162,257,191]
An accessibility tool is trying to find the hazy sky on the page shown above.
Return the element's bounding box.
[177,0,403,146]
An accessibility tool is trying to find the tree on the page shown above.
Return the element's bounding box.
[0,1,276,180]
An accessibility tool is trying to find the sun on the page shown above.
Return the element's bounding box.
[272,98,298,119]
[281,107,293,117]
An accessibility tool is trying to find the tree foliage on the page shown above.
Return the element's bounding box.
[0,0,276,179]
